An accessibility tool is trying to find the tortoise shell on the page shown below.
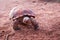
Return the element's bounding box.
[12,9,35,19]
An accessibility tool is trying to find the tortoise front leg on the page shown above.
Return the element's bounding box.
[13,20,21,30]
[30,17,39,30]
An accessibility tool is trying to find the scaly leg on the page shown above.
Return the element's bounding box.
[30,17,39,30]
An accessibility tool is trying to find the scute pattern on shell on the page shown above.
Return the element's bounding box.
[9,6,35,20]
[14,10,35,18]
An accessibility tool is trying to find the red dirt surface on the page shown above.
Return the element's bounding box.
[0,0,60,40]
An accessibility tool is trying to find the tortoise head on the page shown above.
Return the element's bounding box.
[23,17,30,24]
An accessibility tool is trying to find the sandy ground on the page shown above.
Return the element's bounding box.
[0,0,60,40]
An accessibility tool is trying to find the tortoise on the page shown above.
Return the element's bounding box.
[9,7,39,30]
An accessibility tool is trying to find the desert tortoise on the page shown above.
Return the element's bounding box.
[9,7,39,30]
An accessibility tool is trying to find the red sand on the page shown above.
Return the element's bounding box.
[0,0,60,40]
